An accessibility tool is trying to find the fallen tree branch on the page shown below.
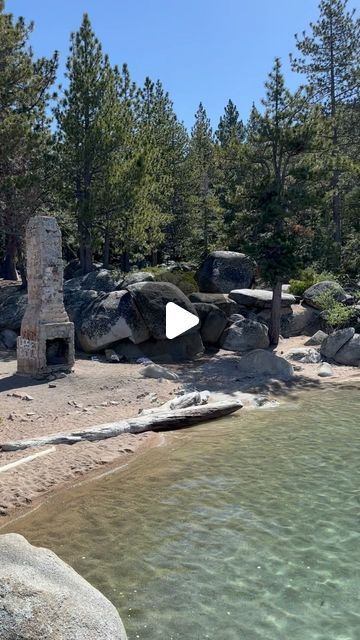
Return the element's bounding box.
[0,401,242,452]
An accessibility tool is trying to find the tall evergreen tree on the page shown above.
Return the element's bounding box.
[291,0,360,245]
[215,100,246,244]
[240,59,318,345]
[188,103,223,258]
[216,99,245,146]
[134,78,189,265]
[55,14,123,274]
[0,0,58,280]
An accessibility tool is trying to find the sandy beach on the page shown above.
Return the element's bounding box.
[1,337,359,527]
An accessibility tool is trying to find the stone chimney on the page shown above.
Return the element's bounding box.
[17,216,75,376]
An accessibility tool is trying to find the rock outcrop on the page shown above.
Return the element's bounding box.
[220,319,270,352]
[280,304,320,338]
[189,292,238,317]
[320,327,355,360]
[128,281,199,340]
[334,334,360,366]
[64,268,122,293]
[303,281,347,309]
[0,533,128,640]
[77,290,150,352]
[197,251,256,293]
[229,288,295,308]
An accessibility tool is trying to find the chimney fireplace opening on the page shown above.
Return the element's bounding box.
[46,338,69,366]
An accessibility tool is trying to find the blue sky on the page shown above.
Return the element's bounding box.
[5,0,359,130]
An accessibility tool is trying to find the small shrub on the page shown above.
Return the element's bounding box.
[315,290,358,330]
[289,268,337,296]
[153,270,198,296]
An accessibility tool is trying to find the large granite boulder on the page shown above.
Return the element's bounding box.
[236,349,294,380]
[0,533,127,640]
[77,290,149,352]
[197,251,256,293]
[189,292,238,317]
[320,327,355,360]
[220,319,270,352]
[280,304,321,338]
[0,328,18,349]
[200,307,228,345]
[0,288,27,331]
[229,289,295,309]
[127,282,199,340]
[334,334,360,366]
[64,289,99,331]
[303,281,347,309]
[64,269,122,293]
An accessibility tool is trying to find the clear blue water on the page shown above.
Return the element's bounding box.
[7,387,360,640]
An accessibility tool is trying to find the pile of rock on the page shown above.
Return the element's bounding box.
[1,250,359,367]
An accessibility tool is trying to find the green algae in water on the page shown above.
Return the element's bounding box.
[7,388,360,640]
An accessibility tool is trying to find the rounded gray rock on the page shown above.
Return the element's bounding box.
[197,251,256,293]
[0,533,127,640]
[220,319,270,352]
[236,349,294,380]
[303,281,347,309]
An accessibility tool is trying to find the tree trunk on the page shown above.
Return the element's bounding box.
[79,222,93,275]
[121,250,130,273]
[332,169,342,244]
[103,226,110,270]
[2,233,19,281]
[151,249,157,267]
[269,280,282,346]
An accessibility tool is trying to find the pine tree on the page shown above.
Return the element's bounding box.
[216,99,245,146]
[241,59,317,345]
[55,14,123,274]
[291,0,360,245]
[0,1,58,280]
[133,78,189,266]
[215,100,246,245]
[188,103,223,259]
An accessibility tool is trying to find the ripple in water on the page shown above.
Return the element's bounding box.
[7,388,360,640]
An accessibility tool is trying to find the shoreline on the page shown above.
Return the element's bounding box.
[1,340,359,528]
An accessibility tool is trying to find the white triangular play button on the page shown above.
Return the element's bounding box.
[166,302,199,340]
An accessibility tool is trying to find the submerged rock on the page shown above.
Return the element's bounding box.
[0,533,128,640]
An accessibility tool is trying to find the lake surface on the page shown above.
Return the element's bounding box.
[7,387,360,640]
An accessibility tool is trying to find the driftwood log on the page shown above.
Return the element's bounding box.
[0,401,242,452]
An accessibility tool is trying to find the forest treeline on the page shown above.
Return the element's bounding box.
[0,0,359,283]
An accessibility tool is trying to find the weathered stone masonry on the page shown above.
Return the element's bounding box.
[17,216,75,376]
